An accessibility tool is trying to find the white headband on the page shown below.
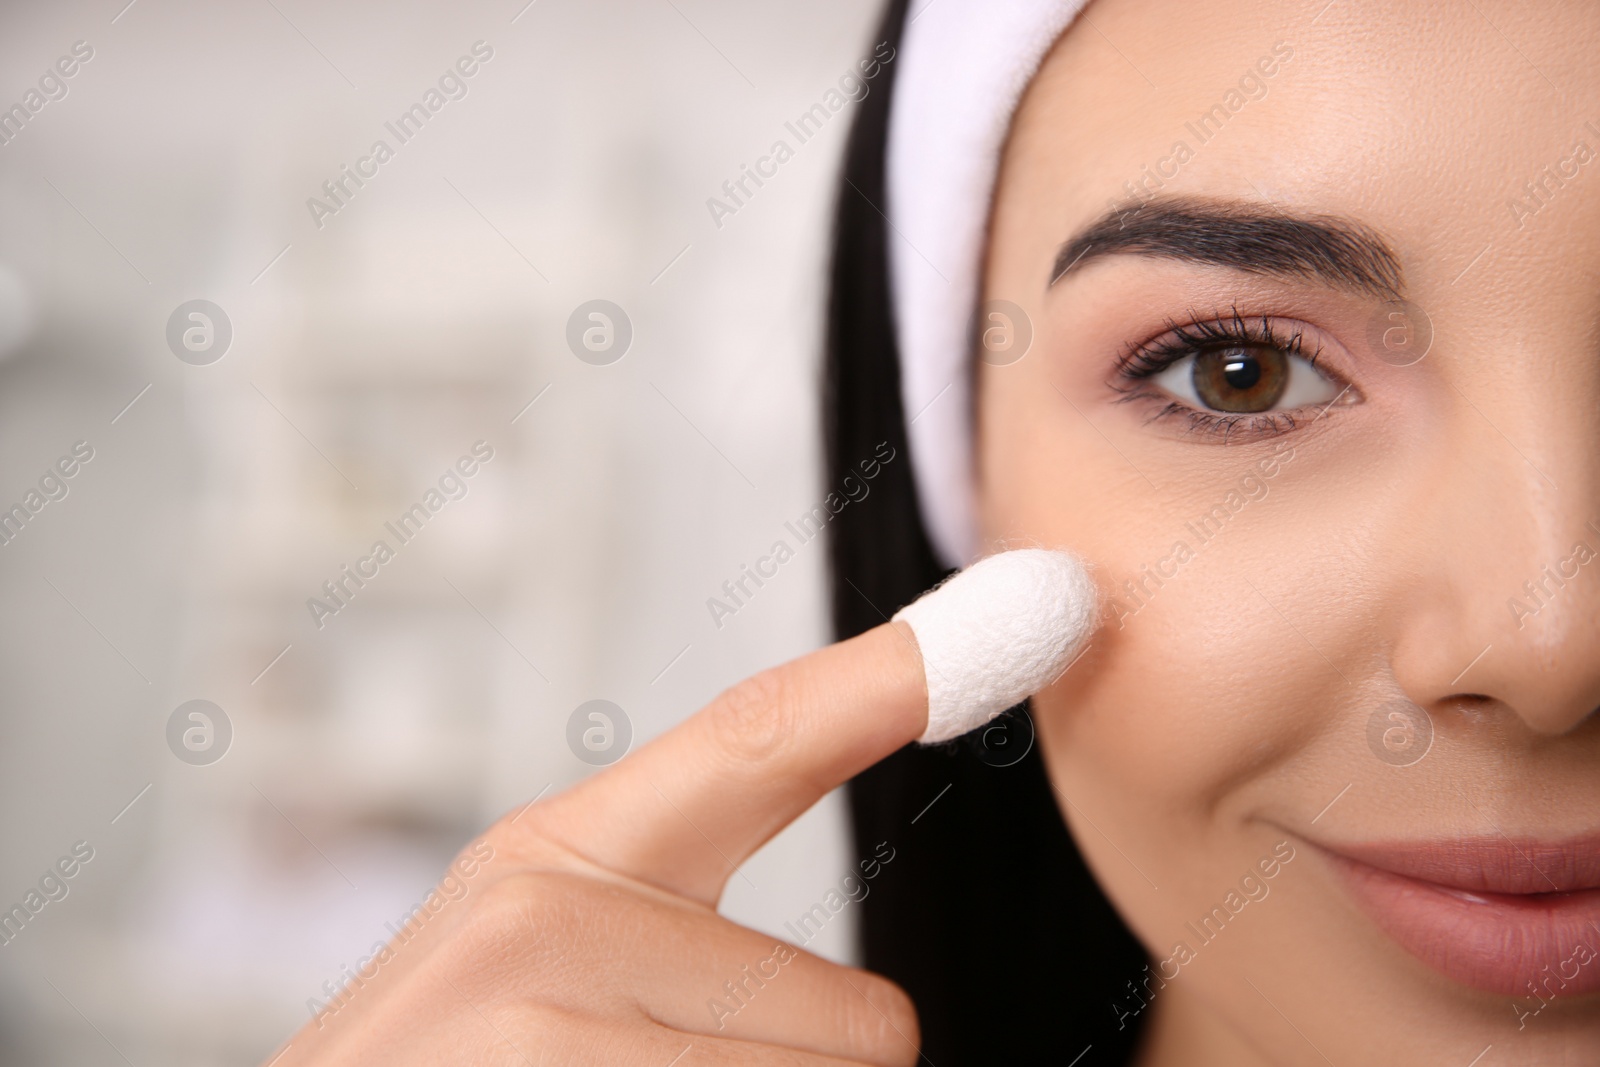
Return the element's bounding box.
[887,0,1089,567]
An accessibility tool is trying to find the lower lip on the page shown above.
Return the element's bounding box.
[1322,849,1600,998]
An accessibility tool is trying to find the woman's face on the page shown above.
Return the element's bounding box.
[978,0,1600,1061]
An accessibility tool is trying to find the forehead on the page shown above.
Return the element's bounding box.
[1005,0,1600,295]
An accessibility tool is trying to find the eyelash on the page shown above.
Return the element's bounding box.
[1111,308,1337,442]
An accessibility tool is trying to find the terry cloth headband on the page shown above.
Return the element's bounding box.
[887,0,1091,568]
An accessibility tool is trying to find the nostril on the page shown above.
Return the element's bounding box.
[1428,695,1524,742]
[1442,694,1496,724]
[1437,692,1600,739]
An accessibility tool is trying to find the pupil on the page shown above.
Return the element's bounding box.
[1191,345,1289,413]
[1222,354,1261,391]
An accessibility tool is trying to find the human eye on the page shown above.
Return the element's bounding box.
[1112,307,1355,441]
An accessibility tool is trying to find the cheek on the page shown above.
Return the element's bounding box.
[1036,571,1333,806]
[979,358,1383,807]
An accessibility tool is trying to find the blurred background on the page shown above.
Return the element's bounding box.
[0,0,886,1061]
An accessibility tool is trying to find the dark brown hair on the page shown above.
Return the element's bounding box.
[825,2,1151,1062]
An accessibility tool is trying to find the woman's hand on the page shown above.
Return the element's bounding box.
[274,621,929,1066]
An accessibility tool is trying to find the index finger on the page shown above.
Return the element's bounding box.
[522,620,928,904]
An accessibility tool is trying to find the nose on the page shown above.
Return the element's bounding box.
[1387,363,1600,736]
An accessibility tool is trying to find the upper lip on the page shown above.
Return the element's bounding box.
[1319,834,1600,895]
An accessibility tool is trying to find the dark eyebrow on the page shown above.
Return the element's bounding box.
[1050,196,1404,300]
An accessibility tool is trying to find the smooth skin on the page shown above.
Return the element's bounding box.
[980,0,1600,1063]
[275,622,927,1065]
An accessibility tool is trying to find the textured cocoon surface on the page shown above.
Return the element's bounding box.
[893,549,1098,744]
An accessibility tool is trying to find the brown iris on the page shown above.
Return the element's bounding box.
[1192,345,1289,413]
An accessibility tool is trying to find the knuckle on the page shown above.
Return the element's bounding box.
[443,872,604,991]
[435,870,659,1011]
[462,871,583,949]
[479,805,601,873]
[706,666,798,766]
[846,970,921,1064]
[481,807,562,862]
